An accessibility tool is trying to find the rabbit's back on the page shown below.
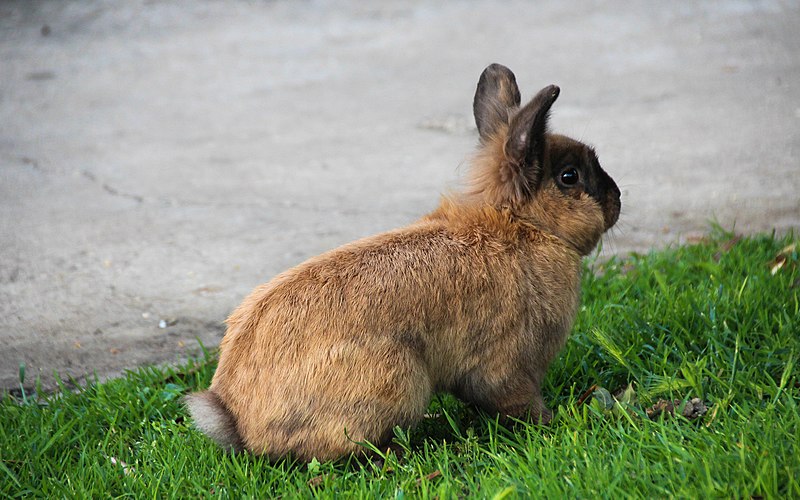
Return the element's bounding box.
[207,207,580,459]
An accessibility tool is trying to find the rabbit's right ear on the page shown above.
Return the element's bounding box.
[473,64,521,142]
[504,84,560,186]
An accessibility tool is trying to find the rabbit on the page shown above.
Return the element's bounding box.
[185,63,621,462]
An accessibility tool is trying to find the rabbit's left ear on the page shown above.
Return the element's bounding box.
[506,85,560,187]
[473,64,522,142]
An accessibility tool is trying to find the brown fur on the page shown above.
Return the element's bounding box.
[185,63,621,461]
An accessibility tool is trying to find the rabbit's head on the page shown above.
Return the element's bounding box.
[469,64,621,256]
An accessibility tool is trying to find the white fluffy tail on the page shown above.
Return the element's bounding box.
[184,390,243,451]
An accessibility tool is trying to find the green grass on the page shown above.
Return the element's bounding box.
[2,230,799,498]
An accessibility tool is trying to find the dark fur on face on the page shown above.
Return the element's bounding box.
[546,135,621,232]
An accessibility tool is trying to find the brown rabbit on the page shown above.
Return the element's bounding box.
[185,63,621,461]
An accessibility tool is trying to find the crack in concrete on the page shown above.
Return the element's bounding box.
[76,168,420,218]
[81,170,145,204]
[20,156,45,173]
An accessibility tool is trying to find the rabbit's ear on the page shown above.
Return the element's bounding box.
[473,64,521,141]
[506,85,560,185]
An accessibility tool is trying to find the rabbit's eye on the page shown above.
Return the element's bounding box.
[559,167,579,186]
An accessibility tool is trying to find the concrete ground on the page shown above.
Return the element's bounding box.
[1,1,798,390]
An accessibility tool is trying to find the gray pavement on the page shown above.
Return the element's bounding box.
[1,1,799,390]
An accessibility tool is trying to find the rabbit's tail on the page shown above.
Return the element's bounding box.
[184,390,244,451]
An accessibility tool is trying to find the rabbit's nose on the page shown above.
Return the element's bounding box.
[604,174,621,199]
